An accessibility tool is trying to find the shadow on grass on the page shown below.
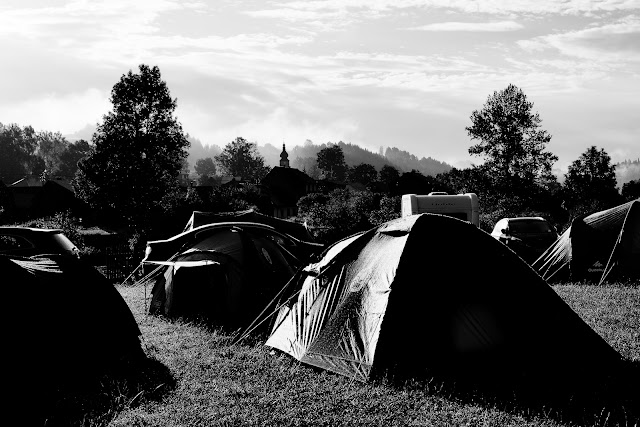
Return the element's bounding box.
[376,358,640,427]
[29,354,176,427]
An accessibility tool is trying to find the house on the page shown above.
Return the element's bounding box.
[178,163,191,186]
[260,144,319,219]
[220,176,245,188]
[4,176,87,220]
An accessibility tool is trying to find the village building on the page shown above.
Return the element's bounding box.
[260,144,319,219]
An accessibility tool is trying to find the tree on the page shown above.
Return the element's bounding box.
[563,146,620,210]
[369,195,401,226]
[58,139,92,178]
[348,163,378,186]
[397,170,439,195]
[74,64,190,230]
[37,131,69,178]
[297,189,377,243]
[466,84,557,192]
[622,179,640,201]
[194,157,217,185]
[0,123,39,183]
[292,156,321,179]
[379,165,400,194]
[317,144,348,182]
[215,137,270,183]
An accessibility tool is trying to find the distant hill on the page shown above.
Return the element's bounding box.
[187,136,222,168]
[256,140,453,177]
[64,123,96,142]
[616,158,640,188]
[383,146,452,176]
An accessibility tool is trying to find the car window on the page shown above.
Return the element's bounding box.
[0,234,34,252]
[509,220,551,233]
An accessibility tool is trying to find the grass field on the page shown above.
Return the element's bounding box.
[42,282,639,427]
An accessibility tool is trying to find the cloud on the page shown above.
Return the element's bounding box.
[245,0,640,24]
[518,15,640,64]
[407,21,524,32]
[0,88,110,134]
[178,104,360,150]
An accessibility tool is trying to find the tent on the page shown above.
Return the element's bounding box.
[532,199,640,283]
[5,254,143,396]
[262,213,622,395]
[144,222,323,330]
[184,209,316,243]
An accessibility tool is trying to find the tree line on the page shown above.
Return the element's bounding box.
[1,65,638,248]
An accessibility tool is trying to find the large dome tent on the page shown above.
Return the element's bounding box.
[262,213,624,400]
[142,222,323,331]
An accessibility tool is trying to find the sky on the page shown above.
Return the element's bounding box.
[0,0,638,173]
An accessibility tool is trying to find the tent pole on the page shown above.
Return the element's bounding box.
[120,263,141,286]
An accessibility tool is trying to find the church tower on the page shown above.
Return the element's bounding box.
[279,143,290,168]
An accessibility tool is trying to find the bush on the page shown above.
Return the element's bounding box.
[22,210,86,251]
[298,190,392,244]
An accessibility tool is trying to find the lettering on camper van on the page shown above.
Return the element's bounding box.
[401,193,479,226]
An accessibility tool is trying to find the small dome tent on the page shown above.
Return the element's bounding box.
[5,253,144,411]
[144,222,322,330]
[532,199,640,283]
[264,213,623,396]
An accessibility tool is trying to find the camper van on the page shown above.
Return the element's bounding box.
[401,192,479,226]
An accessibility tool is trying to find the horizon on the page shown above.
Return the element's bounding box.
[1,1,638,174]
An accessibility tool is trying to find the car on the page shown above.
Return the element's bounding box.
[0,226,80,258]
[490,217,559,263]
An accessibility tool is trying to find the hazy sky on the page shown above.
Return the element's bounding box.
[1,0,638,171]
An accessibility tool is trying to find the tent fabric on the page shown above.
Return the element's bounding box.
[5,253,143,387]
[145,222,317,330]
[532,199,640,283]
[184,209,315,243]
[264,213,622,392]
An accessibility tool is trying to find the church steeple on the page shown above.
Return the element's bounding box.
[280,142,290,168]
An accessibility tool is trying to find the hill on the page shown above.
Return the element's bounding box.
[254,140,453,177]
[615,158,640,188]
[187,139,453,177]
[186,136,222,168]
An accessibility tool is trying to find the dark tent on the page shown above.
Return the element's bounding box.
[264,213,623,396]
[532,199,640,283]
[184,209,316,243]
[5,254,143,408]
[144,222,323,330]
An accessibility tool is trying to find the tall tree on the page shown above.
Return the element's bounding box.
[348,163,378,186]
[563,146,620,209]
[397,170,439,195]
[58,139,92,178]
[379,164,400,194]
[622,179,640,202]
[317,143,348,182]
[74,64,190,229]
[215,137,270,183]
[37,131,69,178]
[466,84,557,192]
[194,157,217,185]
[0,123,39,183]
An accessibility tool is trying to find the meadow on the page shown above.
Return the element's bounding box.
[42,282,639,427]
